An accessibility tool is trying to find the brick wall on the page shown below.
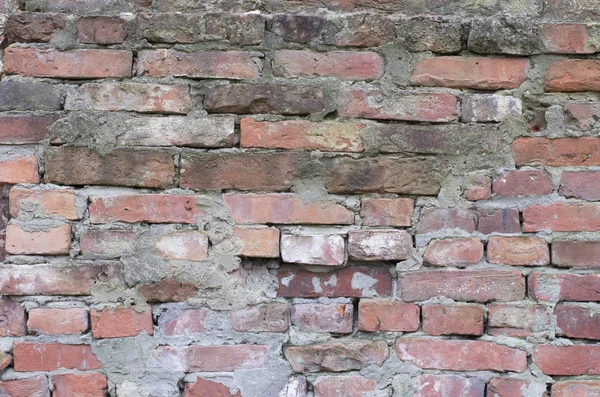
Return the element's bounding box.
[0,0,599,396]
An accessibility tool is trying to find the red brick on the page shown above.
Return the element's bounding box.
[417,208,476,234]
[0,376,49,397]
[77,16,128,44]
[465,174,492,201]
[271,14,325,43]
[423,238,483,266]
[45,147,175,189]
[159,309,208,336]
[232,226,280,258]
[180,152,302,191]
[540,23,593,54]
[523,203,600,232]
[155,231,208,261]
[529,272,600,302]
[488,304,552,337]
[282,234,345,266]
[338,87,457,122]
[277,266,392,298]
[533,345,600,375]
[396,338,527,372]
[27,308,88,335]
[138,278,198,303]
[137,49,263,79]
[414,375,485,397]
[399,270,525,302]
[272,50,384,80]
[5,48,132,78]
[80,229,137,258]
[358,300,419,332]
[410,57,529,90]
[477,208,521,234]
[0,264,122,296]
[487,236,549,266]
[0,299,26,336]
[422,304,483,336]
[546,59,600,92]
[285,340,388,372]
[360,198,413,227]
[556,303,600,340]
[0,154,39,184]
[52,373,107,397]
[184,378,241,397]
[0,116,56,144]
[291,303,353,333]
[492,169,553,196]
[348,229,412,261]
[313,375,376,397]
[224,193,353,225]
[559,171,600,200]
[5,224,71,255]
[6,12,66,43]
[552,240,600,268]
[13,342,101,372]
[552,381,600,397]
[228,303,289,333]
[461,94,522,122]
[89,194,203,224]
[513,137,600,166]
[91,306,153,338]
[66,83,192,114]
[240,118,364,152]
[10,188,78,220]
[487,378,545,397]
[153,345,268,372]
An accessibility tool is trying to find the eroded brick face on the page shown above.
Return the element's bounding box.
[0,1,597,396]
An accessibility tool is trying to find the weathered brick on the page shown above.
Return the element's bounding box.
[330,14,395,47]
[533,345,600,375]
[314,376,376,397]
[281,234,345,266]
[552,381,600,397]
[277,266,392,298]
[411,57,529,90]
[513,137,600,166]
[228,303,289,333]
[240,118,364,152]
[423,238,484,266]
[180,152,302,191]
[13,342,101,371]
[10,188,77,220]
[529,273,600,302]
[91,306,152,338]
[358,300,419,332]
[155,231,208,261]
[0,81,61,111]
[546,60,600,92]
[291,303,352,334]
[468,18,537,55]
[0,115,56,144]
[476,208,520,234]
[465,174,492,201]
[338,88,457,122]
[0,376,49,397]
[6,223,71,255]
[271,14,325,43]
[487,236,549,266]
[45,147,174,189]
[285,340,387,372]
[487,378,545,397]
[0,154,39,184]
[80,229,137,258]
[542,0,600,21]
[153,345,268,372]
[552,240,600,268]
[5,47,132,79]
[413,375,485,397]
[360,198,413,227]
[272,50,384,80]
[27,308,88,335]
[348,229,412,261]
[0,299,26,336]
[77,16,128,44]
[523,203,600,232]
[232,226,280,258]
[0,352,11,373]
[6,12,66,43]
[396,338,527,372]
[205,13,264,45]
[51,373,107,397]
[422,304,484,336]
[556,303,600,340]
[399,270,525,302]
[137,49,263,79]
[417,208,476,234]
[461,94,522,122]
[184,378,241,397]
[540,23,595,54]
[565,101,600,131]
[493,169,553,196]
[137,13,203,43]
[65,83,191,114]
[0,263,122,296]
[224,193,354,225]
[559,171,600,200]
[325,156,444,195]
[398,17,462,53]
[204,84,326,115]
[23,0,147,12]
[138,278,198,303]
[159,308,207,336]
